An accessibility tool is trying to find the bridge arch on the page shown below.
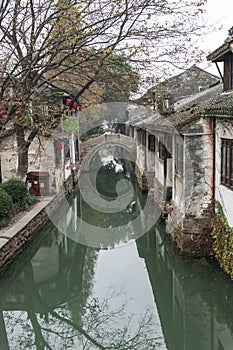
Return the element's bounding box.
[80,134,136,172]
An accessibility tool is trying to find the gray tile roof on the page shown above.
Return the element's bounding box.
[131,83,233,133]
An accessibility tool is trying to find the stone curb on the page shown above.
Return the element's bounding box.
[0,196,55,249]
[0,195,59,273]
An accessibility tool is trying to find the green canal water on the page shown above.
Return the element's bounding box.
[1,161,233,349]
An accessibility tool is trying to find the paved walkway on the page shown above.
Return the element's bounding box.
[0,195,56,250]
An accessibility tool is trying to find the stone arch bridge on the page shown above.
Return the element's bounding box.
[80,134,136,172]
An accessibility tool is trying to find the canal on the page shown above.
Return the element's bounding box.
[1,158,233,349]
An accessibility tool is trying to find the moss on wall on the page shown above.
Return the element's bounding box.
[211,203,233,278]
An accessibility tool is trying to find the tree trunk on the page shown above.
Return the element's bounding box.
[0,141,2,183]
[15,125,30,179]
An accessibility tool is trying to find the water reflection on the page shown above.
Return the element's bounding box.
[0,225,164,349]
[2,217,233,349]
[137,225,233,350]
[1,160,233,349]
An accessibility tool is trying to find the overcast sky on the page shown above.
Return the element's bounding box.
[204,0,232,49]
[198,0,232,74]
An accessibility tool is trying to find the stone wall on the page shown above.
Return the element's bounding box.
[184,117,214,218]
[165,201,213,257]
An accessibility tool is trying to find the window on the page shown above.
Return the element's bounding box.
[130,126,134,138]
[175,141,183,176]
[142,129,146,146]
[159,139,166,160]
[158,133,172,160]
[224,56,233,91]
[136,128,146,146]
[148,134,155,152]
[221,138,233,189]
[136,129,141,143]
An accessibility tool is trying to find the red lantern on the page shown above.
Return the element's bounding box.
[1,104,7,119]
[57,143,62,150]
[72,102,77,110]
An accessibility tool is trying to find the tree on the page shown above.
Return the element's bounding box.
[100,53,140,103]
[49,51,140,105]
[0,0,207,177]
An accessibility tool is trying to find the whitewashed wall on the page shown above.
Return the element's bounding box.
[215,118,233,227]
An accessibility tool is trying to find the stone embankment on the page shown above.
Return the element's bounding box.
[0,174,77,273]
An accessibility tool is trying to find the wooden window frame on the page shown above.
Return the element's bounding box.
[224,56,233,91]
[148,134,155,152]
[221,138,233,189]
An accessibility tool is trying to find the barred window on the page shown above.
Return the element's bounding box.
[221,138,233,189]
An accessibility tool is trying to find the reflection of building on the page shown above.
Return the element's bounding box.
[0,192,101,348]
[137,226,233,350]
[0,225,86,313]
[0,220,91,348]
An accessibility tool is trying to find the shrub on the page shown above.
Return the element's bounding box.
[0,188,13,219]
[22,192,38,208]
[2,178,28,204]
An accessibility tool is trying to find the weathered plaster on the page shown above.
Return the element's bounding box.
[1,130,76,194]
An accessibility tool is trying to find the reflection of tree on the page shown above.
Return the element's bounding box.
[5,286,162,350]
[1,226,163,349]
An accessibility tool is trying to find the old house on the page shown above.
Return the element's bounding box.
[0,90,80,195]
[207,26,233,227]
[130,66,223,256]
[137,65,220,111]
